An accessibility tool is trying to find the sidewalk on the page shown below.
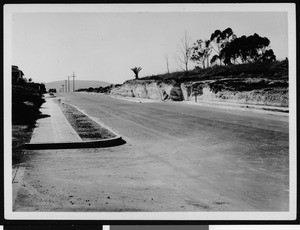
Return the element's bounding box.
[24,95,124,149]
[13,97,83,203]
[29,97,82,144]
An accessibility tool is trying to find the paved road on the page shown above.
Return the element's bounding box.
[13,93,289,212]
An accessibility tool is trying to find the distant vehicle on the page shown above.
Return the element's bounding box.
[49,93,54,96]
[49,88,57,93]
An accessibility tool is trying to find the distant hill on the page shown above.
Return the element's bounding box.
[45,80,112,92]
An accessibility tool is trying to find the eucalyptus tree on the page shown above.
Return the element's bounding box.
[190,39,212,69]
[220,33,276,64]
[210,27,235,65]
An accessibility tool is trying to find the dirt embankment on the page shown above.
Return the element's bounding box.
[110,61,289,107]
[110,80,184,101]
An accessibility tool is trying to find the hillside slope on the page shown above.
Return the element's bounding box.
[45,80,112,92]
[111,60,289,107]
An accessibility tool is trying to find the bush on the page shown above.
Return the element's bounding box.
[12,85,45,125]
[208,79,288,94]
[137,60,288,83]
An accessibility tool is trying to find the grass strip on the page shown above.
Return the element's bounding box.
[58,103,116,141]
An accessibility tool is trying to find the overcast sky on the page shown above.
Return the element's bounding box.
[12,9,288,84]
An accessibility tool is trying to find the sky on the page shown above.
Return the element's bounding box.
[11,10,288,84]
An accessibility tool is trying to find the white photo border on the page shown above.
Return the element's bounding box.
[3,3,297,221]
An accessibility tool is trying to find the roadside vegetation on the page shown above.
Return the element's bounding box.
[137,59,288,83]
[118,60,288,107]
[58,102,116,140]
[78,27,288,108]
[174,27,277,72]
[113,28,288,107]
[77,84,120,94]
[131,27,286,83]
[131,67,142,79]
[12,67,46,165]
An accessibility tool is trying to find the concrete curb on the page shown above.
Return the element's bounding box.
[22,136,126,149]
[22,100,126,150]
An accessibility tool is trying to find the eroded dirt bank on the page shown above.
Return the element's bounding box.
[110,78,288,107]
[110,61,288,107]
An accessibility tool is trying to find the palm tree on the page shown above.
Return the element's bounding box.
[131,67,142,79]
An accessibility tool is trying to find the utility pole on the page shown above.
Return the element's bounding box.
[67,76,71,92]
[65,80,67,92]
[71,72,76,92]
[67,72,76,92]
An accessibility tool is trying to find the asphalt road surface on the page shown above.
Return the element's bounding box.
[13,93,289,212]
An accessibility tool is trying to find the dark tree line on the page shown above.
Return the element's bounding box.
[77,84,119,93]
[12,66,46,125]
[190,28,276,69]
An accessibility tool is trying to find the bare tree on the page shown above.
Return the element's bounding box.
[165,53,170,74]
[176,31,192,72]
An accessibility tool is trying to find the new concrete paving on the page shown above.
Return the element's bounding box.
[23,95,124,149]
[13,93,289,212]
[30,97,82,143]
